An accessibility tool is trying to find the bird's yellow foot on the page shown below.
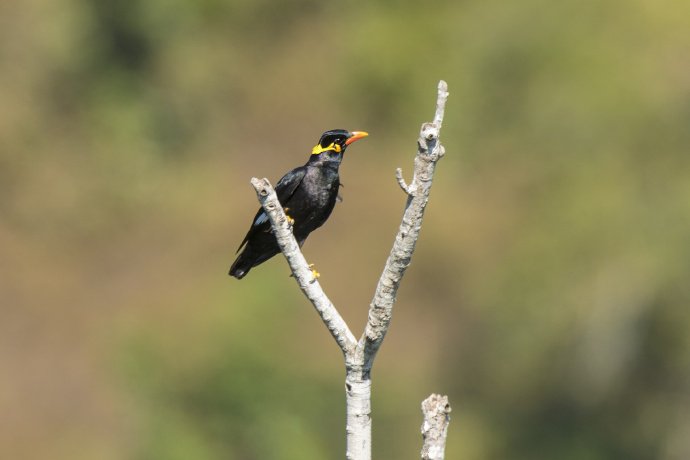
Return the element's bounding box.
[308,263,320,283]
[283,207,295,227]
[287,264,320,282]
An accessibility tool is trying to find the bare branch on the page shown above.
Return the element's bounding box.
[359,81,449,372]
[250,177,357,355]
[421,394,451,460]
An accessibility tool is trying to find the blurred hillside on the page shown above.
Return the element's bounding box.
[1,0,689,459]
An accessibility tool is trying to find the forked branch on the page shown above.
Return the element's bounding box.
[249,80,450,460]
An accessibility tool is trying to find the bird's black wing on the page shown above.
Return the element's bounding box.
[235,166,307,252]
[274,166,309,203]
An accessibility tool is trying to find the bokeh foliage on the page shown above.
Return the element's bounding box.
[1,0,689,458]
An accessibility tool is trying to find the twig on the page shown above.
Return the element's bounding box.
[433,80,449,129]
[395,167,415,196]
[420,394,451,460]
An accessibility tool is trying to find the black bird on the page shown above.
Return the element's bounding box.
[229,129,369,279]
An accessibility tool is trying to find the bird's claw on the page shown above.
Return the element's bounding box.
[282,207,295,227]
[309,263,320,283]
[288,263,320,282]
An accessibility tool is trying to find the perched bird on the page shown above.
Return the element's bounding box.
[229,129,369,279]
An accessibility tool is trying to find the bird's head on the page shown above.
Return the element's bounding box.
[309,129,368,162]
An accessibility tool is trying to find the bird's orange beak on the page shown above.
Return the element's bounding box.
[345,131,369,145]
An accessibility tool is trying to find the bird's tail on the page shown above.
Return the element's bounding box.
[229,252,253,279]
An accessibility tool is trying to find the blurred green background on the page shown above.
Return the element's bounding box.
[2,0,689,458]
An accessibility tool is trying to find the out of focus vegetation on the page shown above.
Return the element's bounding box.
[2,0,689,459]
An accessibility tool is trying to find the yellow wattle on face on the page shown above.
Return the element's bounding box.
[311,142,342,155]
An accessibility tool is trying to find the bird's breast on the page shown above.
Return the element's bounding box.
[287,166,340,236]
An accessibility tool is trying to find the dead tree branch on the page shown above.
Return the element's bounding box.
[421,394,452,460]
[358,80,448,373]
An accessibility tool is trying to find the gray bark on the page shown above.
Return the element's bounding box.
[420,394,451,460]
[250,80,450,459]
